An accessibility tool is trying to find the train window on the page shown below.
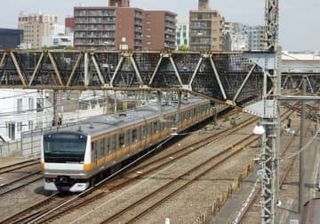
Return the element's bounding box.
[100,139,105,157]
[160,121,164,131]
[149,123,152,135]
[141,125,146,139]
[119,133,125,148]
[96,141,100,158]
[144,124,149,137]
[110,135,116,152]
[137,126,141,140]
[132,129,138,142]
[153,121,159,133]
[105,138,111,154]
[91,142,97,162]
[126,130,130,145]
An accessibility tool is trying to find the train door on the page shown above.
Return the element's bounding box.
[125,130,130,154]
[105,137,110,158]
[91,142,98,167]
[141,123,148,148]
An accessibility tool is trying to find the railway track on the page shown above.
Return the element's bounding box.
[0,171,42,197]
[98,108,297,224]
[3,107,294,223]
[235,109,312,223]
[99,134,259,224]
[105,115,259,190]
[0,158,42,198]
[5,112,254,223]
[0,111,254,223]
[0,158,39,175]
[0,193,66,224]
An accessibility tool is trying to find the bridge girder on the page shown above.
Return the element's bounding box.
[281,73,320,93]
[0,50,269,106]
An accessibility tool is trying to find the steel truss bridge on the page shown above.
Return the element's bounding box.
[0,49,278,106]
[281,72,320,94]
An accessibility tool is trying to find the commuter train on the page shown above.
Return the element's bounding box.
[41,98,215,192]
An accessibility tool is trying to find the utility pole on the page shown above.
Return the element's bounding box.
[53,90,57,126]
[260,0,279,223]
[299,78,306,212]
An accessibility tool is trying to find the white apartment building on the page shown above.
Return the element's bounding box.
[0,90,53,142]
[18,12,58,49]
[224,22,265,51]
[247,25,265,51]
[224,22,249,51]
[42,24,73,47]
[176,21,189,49]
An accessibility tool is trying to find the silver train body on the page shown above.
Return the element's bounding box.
[41,98,215,192]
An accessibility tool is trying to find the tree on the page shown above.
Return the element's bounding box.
[178,45,190,51]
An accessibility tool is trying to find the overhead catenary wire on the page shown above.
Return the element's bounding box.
[280,130,319,161]
[0,92,116,118]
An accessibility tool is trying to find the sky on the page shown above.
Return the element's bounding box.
[0,0,319,51]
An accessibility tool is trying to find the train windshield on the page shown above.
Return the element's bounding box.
[43,133,87,163]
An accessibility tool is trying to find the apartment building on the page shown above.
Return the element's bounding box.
[248,25,265,51]
[74,7,143,50]
[142,11,176,50]
[74,1,176,50]
[176,21,189,49]
[223,22,265,51]
[224,22,249,51]
[189,0,224,51]
[65,17,75,35]
[18,12,58,49]
[0,28,23,48]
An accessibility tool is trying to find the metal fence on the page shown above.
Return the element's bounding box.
[192,160,257,224]
[0,140,20,157]
[0,121,81,158]
[20,128,44,157]
[0,129,44,157]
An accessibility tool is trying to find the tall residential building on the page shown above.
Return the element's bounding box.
[65,17,75,35]
[0,28,23,48]
[224,22,249,51]
[42,24,73,48]
[176,21,189,49]
[18,12,58,49]
[142,11,176,50]
[74,6,176,50]
[224,22,265,51]
[189,0,224,51]
[247,25,265,51]
[74,7,143,50]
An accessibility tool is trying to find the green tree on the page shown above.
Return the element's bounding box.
[178,45,190,51]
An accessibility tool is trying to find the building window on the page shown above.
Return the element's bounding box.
[17,98,23,113]
[36,120,43,129]
[28,121,33,130]
[36,98,44,112]
[7,122,15,140]
[17,122,23,133]
[29,98,34,111]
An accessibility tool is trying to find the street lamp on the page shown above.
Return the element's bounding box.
[253,122,265,135]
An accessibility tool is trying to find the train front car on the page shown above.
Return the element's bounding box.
[41,131,91,192]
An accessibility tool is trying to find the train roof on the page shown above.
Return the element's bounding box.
[46,97,210,137]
